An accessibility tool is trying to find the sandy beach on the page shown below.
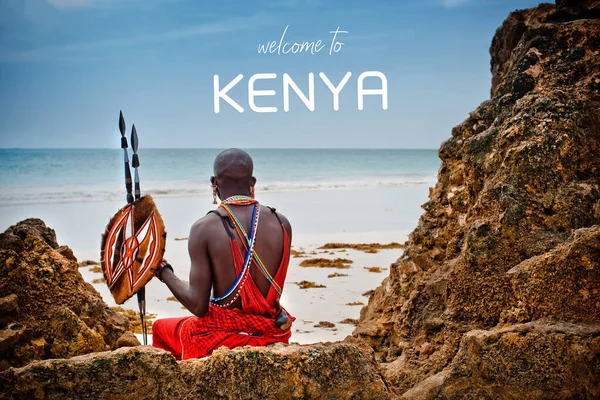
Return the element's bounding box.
[78,230,407,344]
[0,186,423,344]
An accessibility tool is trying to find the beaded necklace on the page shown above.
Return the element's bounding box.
[210,199,260,307]
[222,195,256,206]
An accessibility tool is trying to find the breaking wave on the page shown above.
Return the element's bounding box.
[0,176,436,206]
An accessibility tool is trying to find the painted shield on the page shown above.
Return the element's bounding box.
[100,195,166,304]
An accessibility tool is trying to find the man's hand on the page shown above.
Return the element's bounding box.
[156,259,173,282]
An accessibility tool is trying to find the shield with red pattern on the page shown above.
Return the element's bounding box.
[100,195,166,304]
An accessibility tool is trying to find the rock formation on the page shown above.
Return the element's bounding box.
[0,219,391,399]
[0,219,135,370]
[2,339,390,400]
[355,0,600,397]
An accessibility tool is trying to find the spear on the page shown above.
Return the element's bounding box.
[130,124,147,345]
[119,111,134,204]
[131,124,141,201]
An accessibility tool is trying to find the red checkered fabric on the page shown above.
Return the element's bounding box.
[178,305,292,359]
[152,215,294,360]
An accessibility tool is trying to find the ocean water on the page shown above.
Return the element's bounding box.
[0,149,440,206]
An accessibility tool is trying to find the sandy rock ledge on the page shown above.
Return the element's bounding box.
[2,338,391,400]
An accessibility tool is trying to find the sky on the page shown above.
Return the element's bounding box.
[0,0,544,149]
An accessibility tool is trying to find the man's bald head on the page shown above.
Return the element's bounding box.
[212,149,254,189]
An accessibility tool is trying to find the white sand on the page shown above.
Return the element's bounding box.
[0,186,425,254]
[284,231,406,343]
[79,230,407,344]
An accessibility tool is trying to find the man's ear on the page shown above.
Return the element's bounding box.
[251,177,257,187]
[210,176,216,185]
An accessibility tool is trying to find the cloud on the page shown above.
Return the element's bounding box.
[440,0,470,7]
[48,0,93,9]
[0,12,272,62]
[268,0,321,8]
[47,0,183,11]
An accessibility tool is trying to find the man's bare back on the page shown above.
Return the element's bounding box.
[155,148,292,317]
[187,204,292,312]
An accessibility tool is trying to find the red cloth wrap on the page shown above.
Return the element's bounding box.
[152,216,293,360]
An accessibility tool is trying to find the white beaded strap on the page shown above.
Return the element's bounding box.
[210,203,261,307]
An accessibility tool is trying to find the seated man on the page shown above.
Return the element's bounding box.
[152,149,294,360]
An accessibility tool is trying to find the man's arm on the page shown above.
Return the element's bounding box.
[160,219,213,317]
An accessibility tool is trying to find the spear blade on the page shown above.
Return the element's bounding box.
[119,111,127,143]
[131,124,139,154]
[119,111,133,204]
[131,124,140,200]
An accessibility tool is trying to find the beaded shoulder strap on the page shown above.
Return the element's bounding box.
[220,204,283,296]
[209,203,260,307]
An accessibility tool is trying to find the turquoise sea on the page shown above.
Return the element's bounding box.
[0,149,440,206]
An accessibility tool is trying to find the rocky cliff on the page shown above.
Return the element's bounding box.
[355,0,600,397]
[0,219,135,370]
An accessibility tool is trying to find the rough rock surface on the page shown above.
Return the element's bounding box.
[0,219,135,370]
[401,322,600,399]
[2,346,183,400]
[0,220,391,398]
[355,0,600,397]
[2,338,391,400]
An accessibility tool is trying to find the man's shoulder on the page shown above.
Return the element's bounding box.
[190,211,223,237]
[261,205,292,231]
[261,204,285,218]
